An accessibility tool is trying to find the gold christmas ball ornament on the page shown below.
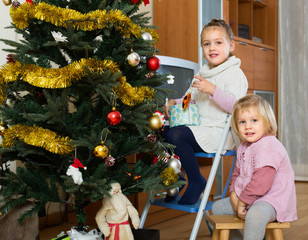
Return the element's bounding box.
[149,114,162,130]
[127,52,140,67]
[0,122,6,136]
[2,0,12,6]
[94,142,108,158]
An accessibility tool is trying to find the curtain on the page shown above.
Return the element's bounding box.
[279,0,308,180]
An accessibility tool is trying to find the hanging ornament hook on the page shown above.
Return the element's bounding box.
[100,128,111,143]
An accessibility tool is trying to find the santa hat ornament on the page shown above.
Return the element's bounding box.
[66,158,87,185]
[154,110,165,127]
[71,158,87,169]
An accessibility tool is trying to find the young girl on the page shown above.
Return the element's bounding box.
[164,19,248,205]
[212,94,297,240]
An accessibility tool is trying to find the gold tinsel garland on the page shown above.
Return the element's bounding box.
[2,124,75,155]
[0,80,7,105]
[161,167,179,186]
[9,2,159,41]
[0,58,155,106]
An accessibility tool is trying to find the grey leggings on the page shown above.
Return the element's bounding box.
[211,197,276,240]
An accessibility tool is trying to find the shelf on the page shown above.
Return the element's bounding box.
[253,0,267,8]
[235,36,275,50]
[229,0,276,47]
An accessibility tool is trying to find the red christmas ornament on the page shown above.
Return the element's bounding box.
[142,0,150,6]
[107,107,122,125]
[153,151,170,164]
[130,0,149,6]
[6,54,15,63]
[36,91,47,105]
[146,56,161,71]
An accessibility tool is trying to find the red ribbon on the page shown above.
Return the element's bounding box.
[107,220,130,240]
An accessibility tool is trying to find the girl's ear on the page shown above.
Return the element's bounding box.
[230,40,236,53]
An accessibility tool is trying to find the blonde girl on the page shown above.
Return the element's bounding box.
[212,94,297,240]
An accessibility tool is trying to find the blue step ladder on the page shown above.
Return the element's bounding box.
[139,115,238,240]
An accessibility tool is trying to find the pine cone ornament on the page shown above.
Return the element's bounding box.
[146,133,157,143]
[105,155,115,167]
[12,0,20,8]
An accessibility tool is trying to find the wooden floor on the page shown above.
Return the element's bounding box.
[40,181,308,239]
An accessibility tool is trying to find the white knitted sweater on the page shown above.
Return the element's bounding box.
[188,56,248,152]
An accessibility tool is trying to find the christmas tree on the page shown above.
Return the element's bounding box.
[0,0,183,227]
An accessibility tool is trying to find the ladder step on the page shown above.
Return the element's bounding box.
[151,196,214,213]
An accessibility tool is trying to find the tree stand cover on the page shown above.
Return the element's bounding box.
[132,228,160,240]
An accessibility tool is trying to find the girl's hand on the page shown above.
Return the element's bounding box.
[164,99,176,118]
[230,191,239,213]
[191,75,216,95]
[237,200,247,220]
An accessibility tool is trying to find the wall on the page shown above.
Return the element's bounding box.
[138,1,153,25]
[0,3,18,66]
[0,4,18,172]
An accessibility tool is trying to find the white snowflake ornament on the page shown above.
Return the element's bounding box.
[51,31,68,43]
[167,75,175,84]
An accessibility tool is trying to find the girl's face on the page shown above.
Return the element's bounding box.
[237,108,267,143]
[201,27,235,69]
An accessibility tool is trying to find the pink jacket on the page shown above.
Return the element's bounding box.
[232,135,297,222]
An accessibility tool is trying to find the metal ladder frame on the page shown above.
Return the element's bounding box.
[139,115,236,240]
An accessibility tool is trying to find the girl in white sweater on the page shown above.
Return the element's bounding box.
[165,19,248,205]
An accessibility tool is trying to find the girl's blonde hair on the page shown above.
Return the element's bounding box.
[231,94,277,138]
